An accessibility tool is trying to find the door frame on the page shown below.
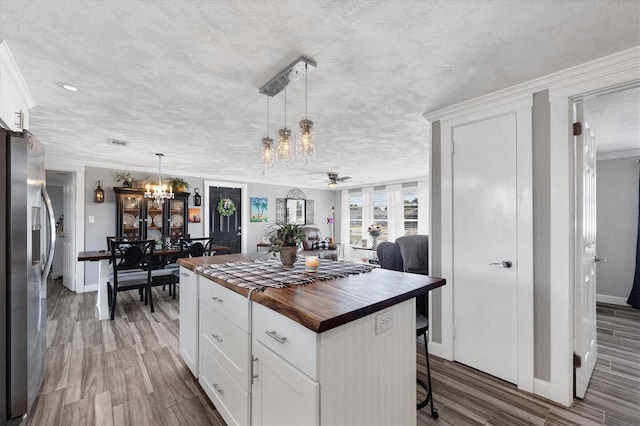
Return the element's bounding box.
[549,75,640,405]
[203,180,248,253]
[435,98,535,393]
[44,162,85,292]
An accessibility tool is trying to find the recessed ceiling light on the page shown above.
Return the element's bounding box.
[56,82,81,92]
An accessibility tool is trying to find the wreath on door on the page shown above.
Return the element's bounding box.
[217,198,236,217]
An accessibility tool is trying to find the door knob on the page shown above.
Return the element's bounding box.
[489,260,513,268]
[594,256,607,263]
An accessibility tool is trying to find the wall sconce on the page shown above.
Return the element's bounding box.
[93,180,105,203]
[193,187,202,206]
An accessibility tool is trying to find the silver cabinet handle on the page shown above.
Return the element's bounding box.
[181,272,189,277]
[211,296,223,303]
[595,256,607,263]
[212,383,223,394]
[265,330,287,344]
[211,333,223,343]
[489,260,512,268]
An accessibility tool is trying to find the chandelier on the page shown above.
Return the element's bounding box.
[259,56,316,168]
[144,153,174,204]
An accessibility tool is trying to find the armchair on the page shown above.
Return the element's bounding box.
[300,226,338,260]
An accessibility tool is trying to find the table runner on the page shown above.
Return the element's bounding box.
[195,257,375,291]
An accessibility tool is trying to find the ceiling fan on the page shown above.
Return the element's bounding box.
[327,172,351,188]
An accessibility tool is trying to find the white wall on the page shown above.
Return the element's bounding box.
[596,156,639,303]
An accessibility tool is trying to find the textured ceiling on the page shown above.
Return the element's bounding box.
[584,86,640,154]
[1,0,639,189]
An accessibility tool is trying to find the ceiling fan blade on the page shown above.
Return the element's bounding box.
[337,176,351,182]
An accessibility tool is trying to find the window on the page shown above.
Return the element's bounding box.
[373,191,388,242]
[403,190,418,235]
[349,194,363,245]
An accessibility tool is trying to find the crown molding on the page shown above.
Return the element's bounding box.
[423,46,640,122]
[0,41,36,108]
[597,148,640,161]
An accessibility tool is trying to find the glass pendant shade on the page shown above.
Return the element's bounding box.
[277,128,294,166]
[261,136,275,168]
[297,118,315,160]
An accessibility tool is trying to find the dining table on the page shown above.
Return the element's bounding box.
[78,244,231,320]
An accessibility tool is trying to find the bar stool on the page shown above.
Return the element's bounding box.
[416,313,437,417]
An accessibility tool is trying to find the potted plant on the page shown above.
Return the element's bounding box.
[167,177,190,192]
[267,222,305,268]
[115,172,134,188]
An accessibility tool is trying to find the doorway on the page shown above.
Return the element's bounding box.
[203,180,248,254]
[45,170,76,292]
[573,84,640,398]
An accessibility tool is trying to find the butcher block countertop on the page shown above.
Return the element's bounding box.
[178,253,446,333]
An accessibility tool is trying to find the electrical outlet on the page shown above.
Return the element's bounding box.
[375,310,393,335]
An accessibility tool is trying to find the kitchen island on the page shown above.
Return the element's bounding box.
[178,253,445,426]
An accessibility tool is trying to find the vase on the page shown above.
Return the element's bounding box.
[278,246,298,268]
[371,236,378,250]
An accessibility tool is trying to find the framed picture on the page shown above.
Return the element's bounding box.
[188,208,201,223]
[250,197,268,222]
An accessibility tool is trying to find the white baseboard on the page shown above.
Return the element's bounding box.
[596,294,629,306]
[426,341,450,360]
[82,283,98,293]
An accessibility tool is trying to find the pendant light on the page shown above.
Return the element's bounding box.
[297,62,315,162]
[261,96,275,169]
[277,86,294,166]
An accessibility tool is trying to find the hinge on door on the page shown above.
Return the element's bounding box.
[14,110,24,129]
[451,141,455,155]
[573,352,582,368]
[452,326,456,339]
[573,122,582,136]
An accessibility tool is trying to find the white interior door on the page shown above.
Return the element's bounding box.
[62,173,75,291]
[452,113,518,384]
[574,102,598,398]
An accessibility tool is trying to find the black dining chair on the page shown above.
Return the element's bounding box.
[108,239,155,320]
[179,236,216,257]
[377,235,437,418]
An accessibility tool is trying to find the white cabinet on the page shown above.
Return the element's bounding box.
[252,340,319,426]
[0,42,34,131]
[178,267,198,376]
[198,279,251,426]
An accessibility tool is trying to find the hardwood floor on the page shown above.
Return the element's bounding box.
[417,302,640,425]
[31,280,639,425]
[29,279,225,426]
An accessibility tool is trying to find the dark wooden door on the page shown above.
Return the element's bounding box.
[209,186,241,253]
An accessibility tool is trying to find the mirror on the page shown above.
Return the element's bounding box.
[286,199,306,224]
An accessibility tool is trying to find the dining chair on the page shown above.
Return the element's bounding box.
[377,235,437,418]
[108,239,155,320]
[179,236,216,257]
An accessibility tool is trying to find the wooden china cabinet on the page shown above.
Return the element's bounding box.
[114,187,190,243]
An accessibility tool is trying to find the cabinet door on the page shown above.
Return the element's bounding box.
[252,341,319,426]
[179,267,198,377]
[168,197,188,242]
[117,192,144,240]
[145,199,164,243]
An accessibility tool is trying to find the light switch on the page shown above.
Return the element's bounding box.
[89,216,95,223]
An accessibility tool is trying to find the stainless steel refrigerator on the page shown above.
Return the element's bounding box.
[0,129,55,425]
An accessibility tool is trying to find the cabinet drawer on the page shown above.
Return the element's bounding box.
[252,303,319,380]
[200,301,250,391]
[200,347,250,426]
[199,279,250,332]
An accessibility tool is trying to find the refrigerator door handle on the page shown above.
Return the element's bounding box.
[41,183,56,282]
